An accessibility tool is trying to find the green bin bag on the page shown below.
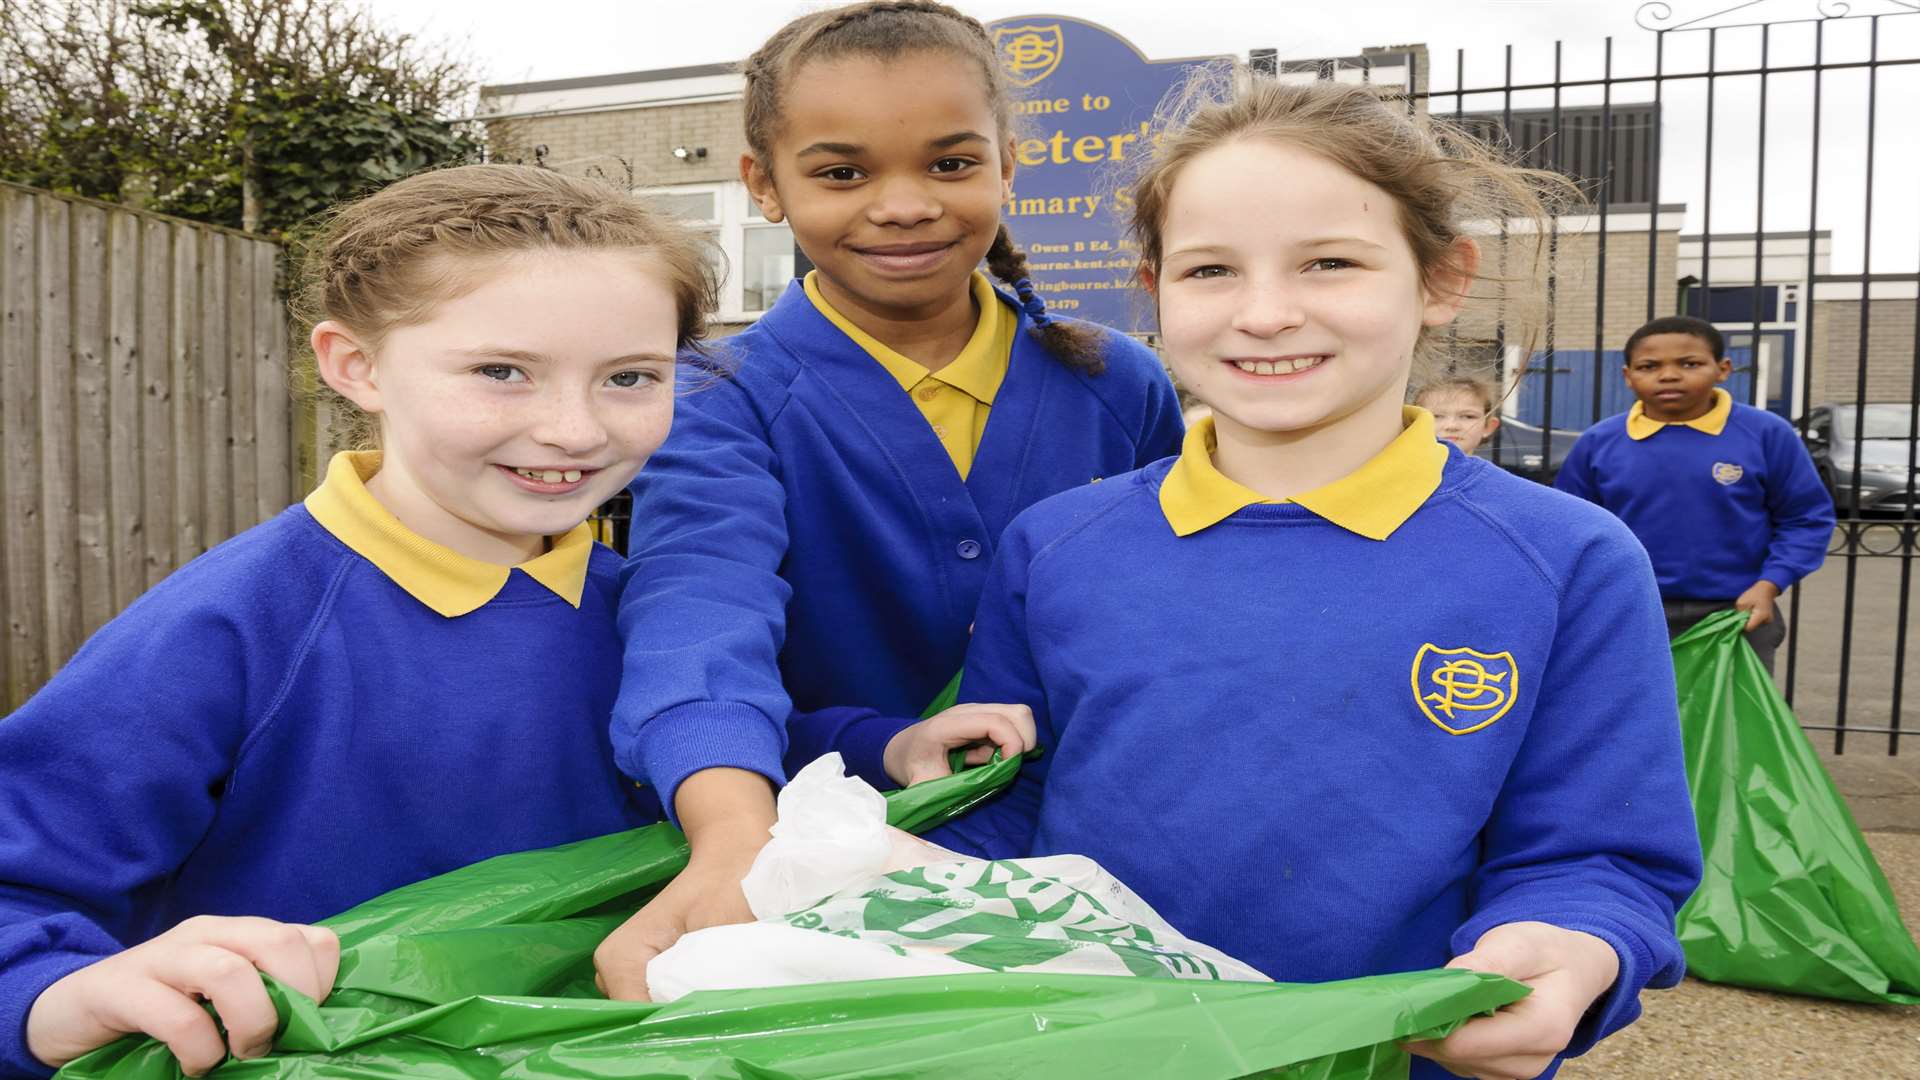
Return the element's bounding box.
[58,755,1524,1080]
[1672,607,1920,1004]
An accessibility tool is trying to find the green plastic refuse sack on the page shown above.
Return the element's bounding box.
[59,755,1524,1080]
[1672,608,1920,1004]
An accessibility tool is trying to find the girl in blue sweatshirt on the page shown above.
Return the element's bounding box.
[0,165,716,1078]
[594,0,1184,996]
[925,73,1704,1080]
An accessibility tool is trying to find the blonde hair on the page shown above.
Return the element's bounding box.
[1123,67,1578,381]
[1416,373,1503,416]
[740,0,1108,373]
[292,164,720,446]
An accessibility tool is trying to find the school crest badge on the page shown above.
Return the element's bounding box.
[1412,644,1518,735]
[1712,462,1744,485]
[993,24,1065,87]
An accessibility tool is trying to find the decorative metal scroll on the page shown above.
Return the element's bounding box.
[1634,0,1907,32]
[1829,521,1920,559]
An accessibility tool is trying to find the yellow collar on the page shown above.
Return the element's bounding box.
[304,451,595,618]
[804,270,1012,404]
[1626,388,1732,440]
[1159,407,1448,541]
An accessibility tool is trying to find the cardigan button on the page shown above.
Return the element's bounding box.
[956,539,983,560]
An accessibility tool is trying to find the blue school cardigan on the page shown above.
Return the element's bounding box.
[613,280,1184,818]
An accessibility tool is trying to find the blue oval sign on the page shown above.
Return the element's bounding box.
[987,15,1226,332]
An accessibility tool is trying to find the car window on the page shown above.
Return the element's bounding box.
[1858,404,1917,441]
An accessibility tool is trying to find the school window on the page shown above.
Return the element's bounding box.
[640,182,796,322]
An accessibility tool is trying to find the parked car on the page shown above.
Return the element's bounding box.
[1478,415,1582,485]
[1802,403,1920,516]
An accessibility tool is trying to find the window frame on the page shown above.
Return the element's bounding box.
[638,180,794,322]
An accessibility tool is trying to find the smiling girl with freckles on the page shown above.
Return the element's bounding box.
[1,165,717,1078]
[927,72,1704,1080]
[592,0,1185,1001]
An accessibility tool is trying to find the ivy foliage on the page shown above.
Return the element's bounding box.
[0,0,480,240]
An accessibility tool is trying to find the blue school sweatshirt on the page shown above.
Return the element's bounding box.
[936,412,1702,1076]
[1554,389,1835,600]
[0,453,655,1079]
[615,279,1184,817]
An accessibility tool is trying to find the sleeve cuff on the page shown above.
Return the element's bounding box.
[1550,920,1657,1058]
[1759,569,1799,593]
[833,712,919,792]
[622,701,788,828]
[1,944,116,1079]
[780,708,917,792]
[1451,910,1672,1060]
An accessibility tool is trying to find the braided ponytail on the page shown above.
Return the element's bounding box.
[985,226,1106,374]
[743,1,1111,377]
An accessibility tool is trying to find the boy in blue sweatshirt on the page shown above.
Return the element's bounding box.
[1555,316,1835,671]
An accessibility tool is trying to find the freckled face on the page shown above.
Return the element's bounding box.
[361,251,680,563]
[1151,139,1460,441]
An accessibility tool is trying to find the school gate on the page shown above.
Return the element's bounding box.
[0,183,297,712]
[1283,2,1918,755]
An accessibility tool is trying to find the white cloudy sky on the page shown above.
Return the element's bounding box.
[368,0,1920,272]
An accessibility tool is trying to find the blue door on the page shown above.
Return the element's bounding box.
[1516,347,1757,431]
[1722,329,1797,419]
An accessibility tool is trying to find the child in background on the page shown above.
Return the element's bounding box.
[594,0,1184,997]
[1,165,711,1077]
[1416,372,1502,457]
[1555,316,1834,672]
[918,72,1702,1080]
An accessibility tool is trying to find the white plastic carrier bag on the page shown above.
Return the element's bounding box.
[647,754,1269,1002]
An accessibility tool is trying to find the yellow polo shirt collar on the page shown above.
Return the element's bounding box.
[304,451,595,618]
[1159,407,1448,541]
[805,270,1011,403]
[1626,388,1732,440]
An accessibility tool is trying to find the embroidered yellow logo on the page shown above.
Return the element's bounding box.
[993,24,1065,87]
[1412,644,1519,735]
[1712,462,1744,485]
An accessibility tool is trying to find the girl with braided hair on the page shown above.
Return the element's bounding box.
[1,164,715,1077]
[596,0,1183,997]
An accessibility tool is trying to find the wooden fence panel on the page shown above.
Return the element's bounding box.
[36,197,81,673]
[1,189,41,706]
[2,190,47,706]
[252,245,289,520]
[200,232,232,545]
[138,218,172,590]
[106,210,143,614]
[171,223,203,563]
[0,182,291,712]
[226,238,257,533]
[69,204,114,638]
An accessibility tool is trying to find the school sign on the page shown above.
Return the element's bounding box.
[987,16,1225,331]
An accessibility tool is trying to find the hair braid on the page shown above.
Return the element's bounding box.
[984,225,1106,374]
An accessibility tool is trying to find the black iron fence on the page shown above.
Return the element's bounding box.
[593,2,1918,755]
[1382,1,1920,754]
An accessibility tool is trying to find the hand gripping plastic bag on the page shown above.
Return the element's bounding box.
[58,752,1526,1080]
[1672,608,1920,1004]
[648,754,1268,1000]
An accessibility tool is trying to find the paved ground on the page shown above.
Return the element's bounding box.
[1557,559,1920,1079]
[1560,829,1920,1080]
[1775,541,1920,755]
